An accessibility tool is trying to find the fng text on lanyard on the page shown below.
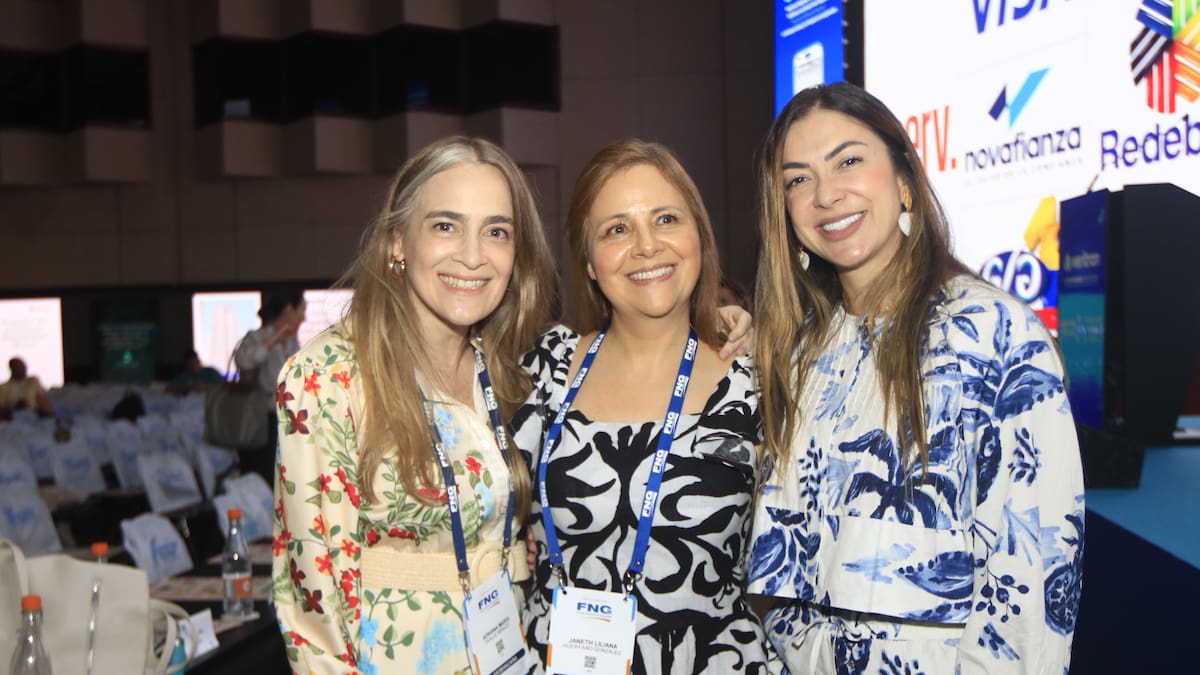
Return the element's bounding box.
[418,347,515,594]
[538,327,698,595]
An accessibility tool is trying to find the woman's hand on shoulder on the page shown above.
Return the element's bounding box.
[718,305,754,359]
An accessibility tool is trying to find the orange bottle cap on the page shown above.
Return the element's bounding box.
[20,595,41,611]
[228,507,242,520]
[91,541,109,557]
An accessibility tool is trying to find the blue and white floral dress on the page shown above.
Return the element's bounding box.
[747,275,1084,674]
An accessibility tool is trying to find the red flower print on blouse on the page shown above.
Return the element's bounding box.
[341,642,358,667]
[289,631,309,646]
[332,369,351,389]
[418,486,448,503]
[340,539,360,557]
[312,515,326,536]
[302,587,324,613]
[318,474,332,492]
[366,529,381,546]
[388,527,416,540]
[339,569,356,594]
[303,371,321,395]
[315,552,333,575]
[276,381,294,410]
[465,456,482,476]
[286,408,309,435]
[272,530,291,556]
[345,483,361,508]
[289,559,306,586]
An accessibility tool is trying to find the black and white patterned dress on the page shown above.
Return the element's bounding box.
[513,326,779,675]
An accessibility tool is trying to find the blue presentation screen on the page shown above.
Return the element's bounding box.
[775,0,845,114]
[1058,190,1110,429]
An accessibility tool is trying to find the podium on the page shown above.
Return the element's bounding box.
[1059,184,1200,487]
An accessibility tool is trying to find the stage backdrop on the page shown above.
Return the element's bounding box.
[864,0,1200,331]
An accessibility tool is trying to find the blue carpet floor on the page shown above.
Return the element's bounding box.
[1086,445,1200,567]
[1070,444,1200,673]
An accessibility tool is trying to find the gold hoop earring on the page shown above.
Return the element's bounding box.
[389,258,406,278]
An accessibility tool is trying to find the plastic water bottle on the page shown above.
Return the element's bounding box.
[9,595,52,675]
[222,507,254,619]
[86,541,108,675]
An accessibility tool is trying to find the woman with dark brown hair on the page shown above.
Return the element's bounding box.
[747,82,1084,673]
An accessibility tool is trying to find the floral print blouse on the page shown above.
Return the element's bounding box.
[272,325,516,675]
[747,275,1085,674]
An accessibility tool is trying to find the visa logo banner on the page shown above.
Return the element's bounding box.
[973,0,1065,34]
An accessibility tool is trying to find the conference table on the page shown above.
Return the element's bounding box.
[146,542,288,674]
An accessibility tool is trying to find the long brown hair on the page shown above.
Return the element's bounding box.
[342,136,556,522]
[565,139,723,347]
[754,83,970,469]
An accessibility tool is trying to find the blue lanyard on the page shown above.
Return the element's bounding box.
[537,328,698,595]
[419,347,516,594]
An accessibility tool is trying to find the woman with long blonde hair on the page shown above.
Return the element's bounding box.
[272,136,555,674]
[747,83,1084,673]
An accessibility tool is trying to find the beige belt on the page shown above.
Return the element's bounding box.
[359,540,530,592]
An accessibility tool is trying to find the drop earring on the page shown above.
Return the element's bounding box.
[897,212,912,237]
[389,258,406,278]
[798,248,810,271]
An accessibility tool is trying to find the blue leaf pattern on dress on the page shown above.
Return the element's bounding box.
[746,276,1084,673]
[896,551,975,599]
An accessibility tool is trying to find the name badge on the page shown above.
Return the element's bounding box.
[462,570,530,675]
[546,586,637,675]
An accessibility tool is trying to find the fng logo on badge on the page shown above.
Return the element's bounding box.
[477,588,501,611]
[577,602,614,621]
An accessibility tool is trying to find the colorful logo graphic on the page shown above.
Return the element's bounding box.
[989,68,1050,127]
[1130,0,1200,113]
[979,195,1061,332]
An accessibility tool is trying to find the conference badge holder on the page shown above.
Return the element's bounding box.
[546,585,637,674]
[420,348,529,675]
[463,568,530,675]
[538,329,698,675]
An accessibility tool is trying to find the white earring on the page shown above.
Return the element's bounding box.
[798,249,810,271]
[897,212,912,237]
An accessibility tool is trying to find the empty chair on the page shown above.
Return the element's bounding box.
[69,413,112,465]
[0,488,61,556]
[138,453,203,514]
[51,439,108,495]
[106,419,149,488]
[0,448,37,495]
[215,472,274,542]
[14,427,56,480]
[120,512,193,584]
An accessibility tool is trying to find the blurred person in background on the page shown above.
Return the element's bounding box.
[233,286,306,481]
[165,350,224,395]
[0,357,54,419]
